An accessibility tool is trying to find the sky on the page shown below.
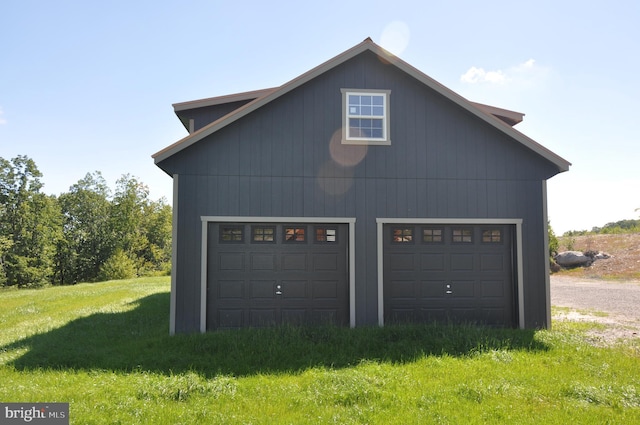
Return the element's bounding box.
[1,0,639,235]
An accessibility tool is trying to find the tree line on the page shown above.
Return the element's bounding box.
[0,155,172,288]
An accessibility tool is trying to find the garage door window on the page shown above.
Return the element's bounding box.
[220,225,244,243]
[482,229,502,243]
[422,227,443,243]
[452,228,473,243]
[315,227,337,243]
[284,226,306,243]
[392,227,413,243]
[252,226,276,243]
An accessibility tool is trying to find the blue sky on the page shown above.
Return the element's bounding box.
[2,0,638,234]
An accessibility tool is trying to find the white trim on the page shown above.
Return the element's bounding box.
[169,175,179,335]
[199,216,357,332]
[172,88,277,112]
[376,218,525,329]
[542,181,551,329]
[341,88,391,145]
[200,219,208,333]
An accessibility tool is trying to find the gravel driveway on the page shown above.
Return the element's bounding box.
[550,275,640,343]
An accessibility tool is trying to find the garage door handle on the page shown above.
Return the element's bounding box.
[446,284,452,295]
[275,284,282,295]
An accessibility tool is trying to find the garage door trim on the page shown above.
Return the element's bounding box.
[200,216,356,333]
[376,218,524,329]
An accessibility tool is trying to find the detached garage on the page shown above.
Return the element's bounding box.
[153,38,570,334]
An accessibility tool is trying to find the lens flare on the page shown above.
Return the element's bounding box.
[328,129,367,167]
[380,21,411,56]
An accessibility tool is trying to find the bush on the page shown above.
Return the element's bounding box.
[98,249,137,281]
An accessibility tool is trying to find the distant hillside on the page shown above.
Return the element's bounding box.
[557,233,640,281]
[563,219,640,236]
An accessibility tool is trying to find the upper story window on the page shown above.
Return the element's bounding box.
[341,89,390,145]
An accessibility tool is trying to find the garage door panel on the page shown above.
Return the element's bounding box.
[421,253,445,271]
[312,280,339,300]
[281,280,307,299]
[449,280,475,297]
[450,253,474,271]
[420,280,446,298]
[311,309,339,325]
[312,253,339,271]
[250,280,277,298]
[389,253,415,271]
[250,253,276,271]
[480,254,504,271]
[390,280,416,299]
[481,280,505,297]
[218,309,244,328]
[218,280,244,299]
[249,310,277,327]
[282,253,308,271]
[219,253,245,270]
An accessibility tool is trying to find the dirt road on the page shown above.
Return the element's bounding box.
[550,275,640,343]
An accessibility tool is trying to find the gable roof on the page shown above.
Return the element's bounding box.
[153,38,570,172]
[172,89,524,130]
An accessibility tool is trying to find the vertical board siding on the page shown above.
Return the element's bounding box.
[167,51,560,331]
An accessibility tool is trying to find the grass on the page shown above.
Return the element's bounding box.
[1,278,640,424]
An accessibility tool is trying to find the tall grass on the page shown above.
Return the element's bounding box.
[1,278,639,424]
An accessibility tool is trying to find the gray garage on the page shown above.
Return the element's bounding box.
[153,38,569,333]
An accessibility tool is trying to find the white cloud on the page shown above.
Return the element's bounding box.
[460,59,543,85]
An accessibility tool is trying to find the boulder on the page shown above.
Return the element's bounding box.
[554,251,593,268]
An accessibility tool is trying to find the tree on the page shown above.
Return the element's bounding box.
[56,172,113,284]
[0,156,62,287]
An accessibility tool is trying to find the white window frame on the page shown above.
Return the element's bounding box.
[341,89,391,145]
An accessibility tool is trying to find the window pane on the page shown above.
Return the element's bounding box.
[482,229,502,243]
[392,227,413,243]
[371,129,383,138]
[372,119,383,128]
[361,106,372,115]
[315,227,337,243]
[221,225,243,242]
[285,227,306,242]
[423,228,443,243]
[372,106,384,116]
[361,96,372,105]
[252,226,275,242]
[349,95,359,105]
[452,229,472,243]
[349,106,359,114]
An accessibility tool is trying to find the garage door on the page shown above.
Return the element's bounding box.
[383,224,516,327]
[207,222,349,330]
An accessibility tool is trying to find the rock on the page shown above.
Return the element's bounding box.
[555,251,593,268]
[595,252,611,260]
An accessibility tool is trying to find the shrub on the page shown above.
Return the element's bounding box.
[98,249,137,281]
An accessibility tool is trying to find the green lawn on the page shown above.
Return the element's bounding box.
[1,278,639,424]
